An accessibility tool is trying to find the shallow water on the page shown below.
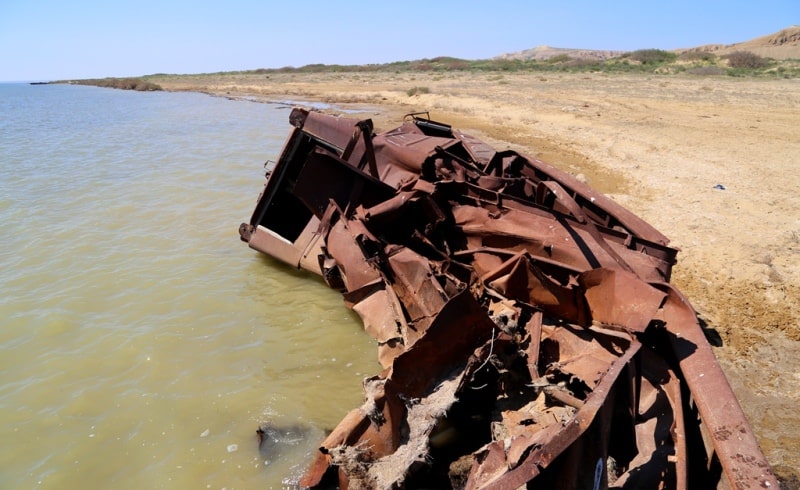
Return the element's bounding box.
[0,83,376,489]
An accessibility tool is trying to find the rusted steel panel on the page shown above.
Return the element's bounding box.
[240,108,777,489]
[579,268,667,332]
[659,284,776,490]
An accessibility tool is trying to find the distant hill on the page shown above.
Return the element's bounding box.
[497,26,800,61]
[677,26,800,60]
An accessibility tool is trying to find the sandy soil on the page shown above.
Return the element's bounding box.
[152,71,800,483]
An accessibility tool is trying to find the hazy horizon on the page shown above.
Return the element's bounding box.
[1,0,797,81]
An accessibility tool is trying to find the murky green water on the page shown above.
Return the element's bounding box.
[0,83,376,489]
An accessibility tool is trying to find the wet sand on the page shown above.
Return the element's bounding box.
[150,71,800,482]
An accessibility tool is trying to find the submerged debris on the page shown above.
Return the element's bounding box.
[239,108,777,489]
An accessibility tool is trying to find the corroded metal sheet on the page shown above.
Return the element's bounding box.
[240,108,777,489]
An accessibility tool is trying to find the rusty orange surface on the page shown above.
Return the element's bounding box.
[240,109,776,489]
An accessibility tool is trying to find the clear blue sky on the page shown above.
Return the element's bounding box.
[1,0,797,81]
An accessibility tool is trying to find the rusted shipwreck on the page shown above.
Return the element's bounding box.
[239,108,777,489]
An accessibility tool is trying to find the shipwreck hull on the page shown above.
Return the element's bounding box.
[239,108,777,489]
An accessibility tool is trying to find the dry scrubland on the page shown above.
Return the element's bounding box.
[150,71,800,482]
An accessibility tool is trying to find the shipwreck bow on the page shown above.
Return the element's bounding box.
[239,108,777,489]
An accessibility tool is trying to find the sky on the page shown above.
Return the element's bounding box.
[1,0,797,81]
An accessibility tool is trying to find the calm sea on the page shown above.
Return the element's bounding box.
[0,83,376,489]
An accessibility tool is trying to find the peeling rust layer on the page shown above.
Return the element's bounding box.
[239,108,777,489]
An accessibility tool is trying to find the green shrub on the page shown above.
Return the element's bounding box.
[546,54,572,64]
[445,60,471,70]
[678,51,717,62]
[564,58,602,70]
[628,49,678,65]
[725,51,768,69]
[406,86,430,96]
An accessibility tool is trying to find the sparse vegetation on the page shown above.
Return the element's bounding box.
[67,77,163,91]
[546,54,572,64]
[687,66,727,76]
[678,51,718,62]
[406,86,430,96]
[63,48,798,92]
[626,49,678,65]
[221,50,791,78]
[724,50,769,69]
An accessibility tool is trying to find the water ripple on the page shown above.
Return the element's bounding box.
[0,83,376,489]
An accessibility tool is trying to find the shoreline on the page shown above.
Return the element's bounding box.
[154,71,800,479]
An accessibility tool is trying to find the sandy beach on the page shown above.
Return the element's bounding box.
[150,71,800,481]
